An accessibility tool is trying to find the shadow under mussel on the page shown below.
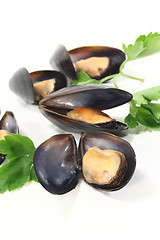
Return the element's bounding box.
[50,44,125,82]
[33,133,136,195]
[0,111,19,164]
[9,68,67,104]
[39,84,132,134]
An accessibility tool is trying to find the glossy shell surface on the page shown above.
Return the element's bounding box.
[33,134,80,195]
[50,45,77,85]
[0,111,19,134]
[0,111,19,164]
[9,68,67,104]
[39,84,132,133]
[79,132,136,191]
[69,46,126,79]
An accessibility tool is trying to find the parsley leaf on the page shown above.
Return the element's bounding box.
[125,86,160,129]
[124,114,138,128]
[71,71,119,86]
[122,41,144,61]
[122,32,160,61]
[30,165,39,182]
[76,72,91,81]
[0,134,38,193]
[71,72,101,85]
[142,103,160,120]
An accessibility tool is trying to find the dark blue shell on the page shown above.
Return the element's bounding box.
[33,134,80,195]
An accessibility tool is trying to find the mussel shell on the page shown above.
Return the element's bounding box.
[0,153,7,165]
[0,111,19,134]
[9,68,67,104]
[50,44,77,85]
[33,134,80,195]
[39,84,132,133]
[79,132,136,191]
[69,46,126,79]
[9,68,34,104]
[0,111,19,165]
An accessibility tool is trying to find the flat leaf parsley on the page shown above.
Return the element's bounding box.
[125,86,160,129]
[0,134,38,193]
[122,32,160,60]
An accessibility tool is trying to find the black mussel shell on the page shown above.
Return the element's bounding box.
[9,68,67,104]
[0,153,7,165]
[9,68,34,104]
[79,132,136,191]
[0,111,19,164]
[39,84,132,133]
[50,45,77,85]
[69,46,126,80]
[33,134,81,195]
[0,111,19,134]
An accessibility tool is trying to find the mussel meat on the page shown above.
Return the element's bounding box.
[9,68,67,104]
[0,111,19,164]
[39,84,132,133]
[33,132,136,194]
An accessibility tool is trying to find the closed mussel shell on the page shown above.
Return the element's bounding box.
[69,46,126,80]
[33,134,81,195]
[79,132,136,191]
[9,68,67,104]
[39,84,132,133]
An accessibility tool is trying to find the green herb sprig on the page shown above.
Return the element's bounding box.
[71,32,160,88]
[0,134,38,193]
[125,86,160,129]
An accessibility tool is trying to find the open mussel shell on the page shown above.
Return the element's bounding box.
[39,84,132,133]
[79,132,136,191]
[33,134,81,195]
[0,111,19,164]
[50,44,77,85]
[9,68,67,104]
[69,46,126,80]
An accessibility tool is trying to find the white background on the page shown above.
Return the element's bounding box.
[0,0,160,239]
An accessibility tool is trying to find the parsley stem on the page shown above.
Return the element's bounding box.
[99,74,119,84]
[120,60,145,82]
[121,72,145,82]
[113,75,120,88]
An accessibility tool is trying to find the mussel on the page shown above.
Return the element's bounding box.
[39,84,132,133]
[79,132,136,191]
[33,132,136,194]
[33,134,80,195]
[50,44,125,82]
[69,46,126,80]
[0,111,19,164]
[9,68,67,104]
[0,111,19,134]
